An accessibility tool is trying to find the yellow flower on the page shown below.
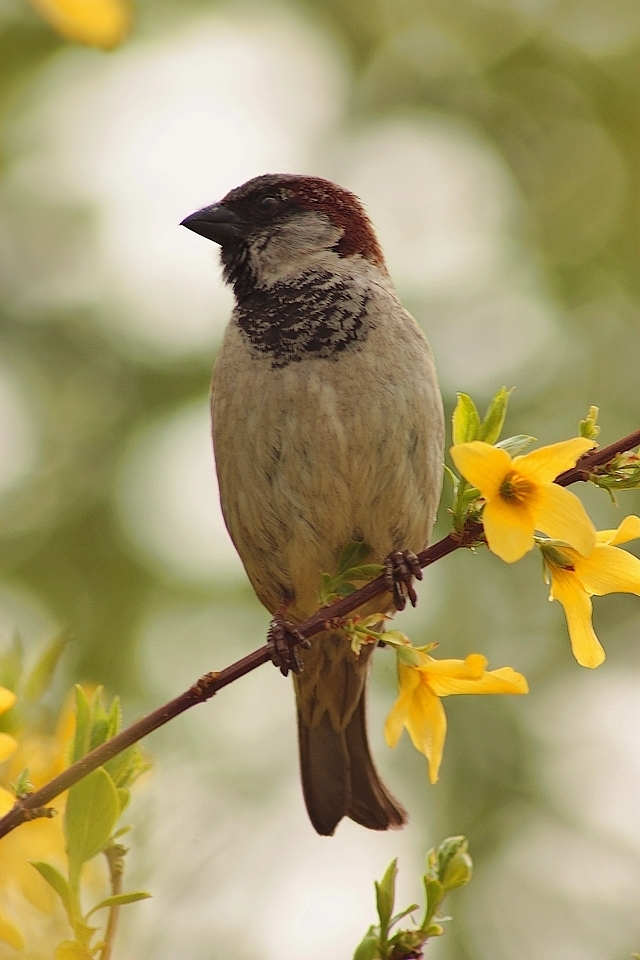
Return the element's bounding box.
[0,695,75,951]
[28,0,132,50]
[541,515,640,669]
[384,652,528,783]
[451,437,597,563]
[0,687,17,815]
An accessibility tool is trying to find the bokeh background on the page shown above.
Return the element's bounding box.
[1,0,640,957]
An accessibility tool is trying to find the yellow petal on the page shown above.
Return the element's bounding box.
[597,515,640,546]
[573,544,640,597]
[450,442,512,499]
[404,685,447,784]
[0,785,15,816]
[0,733,17,762]
[421,653,488,681]
[549,566,605,668]
[483,496,536,562]
[384,694,410,748]
[430,665,528,696]
[0,687,16,714]
[534,484,597,556]
[28,0,132,50]
[0,909,24,950]
[515,437,595,484]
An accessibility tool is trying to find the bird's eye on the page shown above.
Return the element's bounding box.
[258,195,280,212]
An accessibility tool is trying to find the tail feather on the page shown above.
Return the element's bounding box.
[297,684,407,836]
[345,689,407,831]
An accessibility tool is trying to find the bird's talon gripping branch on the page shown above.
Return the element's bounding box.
[384,550,423,611]
[268,617,307,677]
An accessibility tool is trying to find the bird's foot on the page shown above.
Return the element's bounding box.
[267,616,309,677]
[384,549,423,611]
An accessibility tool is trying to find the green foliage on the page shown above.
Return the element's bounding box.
[449,387,514,534]
[31,688,150,959]
[319,541,385,605]
[352,838,473,960]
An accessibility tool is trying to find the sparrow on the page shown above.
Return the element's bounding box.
[181,174,444,835]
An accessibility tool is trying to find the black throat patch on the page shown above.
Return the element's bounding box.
[233,270,371,367]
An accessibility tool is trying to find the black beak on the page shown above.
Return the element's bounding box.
[180,203,244,244]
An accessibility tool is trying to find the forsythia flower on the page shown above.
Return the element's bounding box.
[28,0,132,49]
[541,515,640,669]
[0,687,18,816]
[0,696,75,951]
[451,437,597,563]
[384,652,528,783]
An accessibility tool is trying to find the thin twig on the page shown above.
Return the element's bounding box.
[100,844,125,960]
[0,427,637,841]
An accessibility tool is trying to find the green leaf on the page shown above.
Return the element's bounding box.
[479,386,512,444]
[107,696,122,739]
[452,394,481,444]
[117,788,130,814]
[71,686,92,764]
[342,564,385,580]
[352,929,380,960]
[66,768,120,872]
[335,583,357,597]
[112,825,131,840]
[55,940,89,960]
[495,435,536,457]
[389,904,419,927]
[104,745,137,788]
[337,542,370,574]
[375,859,397,940]
[86,891,151,919]
[30,861,72,917]
[422,877,443,921]
[23,634,70,703]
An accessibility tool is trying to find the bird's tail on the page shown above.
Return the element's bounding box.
[294,630,407,836]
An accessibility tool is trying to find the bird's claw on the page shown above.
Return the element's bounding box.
[267,617,309,677]
[384,549,423,611]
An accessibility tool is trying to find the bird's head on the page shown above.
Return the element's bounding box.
[180,174,387,297]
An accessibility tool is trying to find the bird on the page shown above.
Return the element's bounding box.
[181,174,444,835]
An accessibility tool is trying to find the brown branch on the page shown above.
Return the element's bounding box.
[100,844,125,960]
[0,428,637,841]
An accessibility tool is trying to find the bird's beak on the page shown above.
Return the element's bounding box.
[180,203,244,244]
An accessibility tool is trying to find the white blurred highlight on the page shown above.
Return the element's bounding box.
[6,12,347,355]
[114,400,244,584]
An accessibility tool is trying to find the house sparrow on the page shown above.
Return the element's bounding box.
[181,174,444,835]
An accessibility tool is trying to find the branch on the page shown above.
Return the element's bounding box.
[0,427,637,841]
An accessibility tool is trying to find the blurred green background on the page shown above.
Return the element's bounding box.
[1,0,640,957]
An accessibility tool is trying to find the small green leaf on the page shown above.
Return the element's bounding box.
[30,861,72,917]
[24,634,70,703]
[117,788,130,814]
[55,939,89,960]
[389,904,419,927]
[479,386,512,444]
[342,564,385,581]
[335,583,357,597]
[86,891,151,919]
[11,768,34,797]
[337,542,370,574]
[352,928,380,960]
[495,434,536,457]
[452,394,481,444]
[66,768,120,871]
[423,877,443,918]
[107,696,122,739]
[375,859,397,940]
[89,718,111,752]
[71,686,92,764]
